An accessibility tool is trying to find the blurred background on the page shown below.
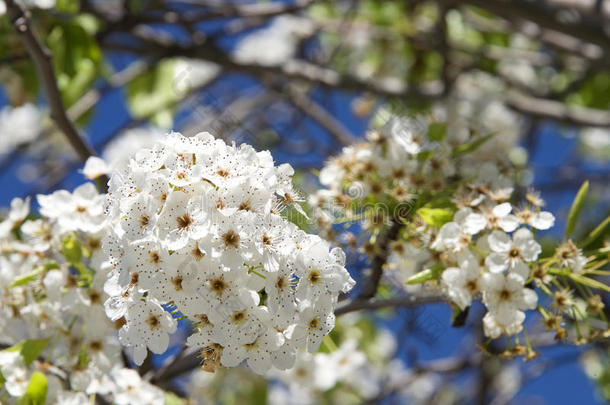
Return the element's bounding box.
[0,0,609,403]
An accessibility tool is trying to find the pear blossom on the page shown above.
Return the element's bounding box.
[485,228,541,278]
[103,131,353,372]
[441,255,482,309]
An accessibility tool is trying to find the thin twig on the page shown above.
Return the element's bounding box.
[4,0,109,192]
[358,220,403,299]
[335,294,446,316]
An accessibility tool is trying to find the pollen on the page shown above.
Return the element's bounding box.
[146,313,161,330]
[222,230,240,248]
[177,213,193,229]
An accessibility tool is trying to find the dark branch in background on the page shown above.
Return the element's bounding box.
[335,294,446,316]
[262,78,357,145]
[460,0,610,54]
[4,0,109,192]
[358,220,403,299]
[100,24,610,128]
[507,90,610,127]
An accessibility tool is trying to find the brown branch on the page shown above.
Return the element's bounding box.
[4,0,109,192]
[335,294,446,316]
[357,220,403,299]
[263,79,357,145]
[103,30,435,101]
[460,0,610,54]
[506,90,610,127]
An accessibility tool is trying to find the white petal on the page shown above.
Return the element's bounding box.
[463,213,487,235]
[498,215,519,232]
[532,212,555,230]
[485,253,509,273]
[520,288,538,310]
[492,202,512,218]
[132,345,147,366]
[487,230,511,253]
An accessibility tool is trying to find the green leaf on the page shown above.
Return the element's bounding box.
[62,234,82,264]
[0,369,5,387]
[9,261,58,288]
[10,267,45,288]
[55,0,80,13]
[427,122,446,142]
[6,339,51,366]
[46,18,102,108]
[565,181,589,238]
[127,59,179,128]
[565,273,610,293]
[580,215,610,247]
[165,392,186,405]
[452,134,494,157]
[416,207,453,228]
[406,264,444,285]
[17,372,47,405]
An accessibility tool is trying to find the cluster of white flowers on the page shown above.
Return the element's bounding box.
[310,111,585,340]
[103,131,354,372]
[266,317,398,405]
[0,191,165,404]
[0,131,354,402]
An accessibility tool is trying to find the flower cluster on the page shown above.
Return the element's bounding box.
[103,131,354,372]
[311,110,607,352]
[0,191,165,404]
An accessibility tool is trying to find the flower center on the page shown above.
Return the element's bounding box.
[308,270,322,284]
[209,276,228,296]
[177,213,193,230]
[146,314,161,330]
[499,289,512,301]
[222,230,240,248]
[171,276,183,291]
[139,215,150,227]
[231,310,247,324]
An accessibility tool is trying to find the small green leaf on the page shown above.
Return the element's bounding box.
[6,339,51,366]
[565,181,589,238]
[165,392,186,405]
[580,215,610,247]
[17,372,47,405]
[406,264,444,285]
[416,207,453,228]
[427,122,446,142]
[10,268,45,288]
[62,234,82,264]
[55,0,80,13]
[9,261,58,288]
[453,134,494,157]
[566,273,610,293]
[0,369,5,387]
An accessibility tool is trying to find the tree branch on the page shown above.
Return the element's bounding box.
[506,90,610,127]
[335,294,446,316]
[263,79,358,145]
[4,0,109,192]
[357,220,403,299]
